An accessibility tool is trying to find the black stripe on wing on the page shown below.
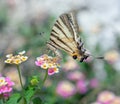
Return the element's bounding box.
[50,35,74,53]
[54,22,68,39]
[49,39,72,54]
[59,13,76,42]
[68,13,80,42]
[67,13,80,38]
[51,15,78,48]
[50,32,74,51]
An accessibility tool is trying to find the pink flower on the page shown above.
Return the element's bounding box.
[48,68,55,75]
[56,81,76,98]
[89,78,99,88]
[48,67,59,75]
[76,80,88,94]
[5,77,15,86]
[0,76,14,98]
[97,91,115,104]
[111,96,120,104]
[35,57,45,66]
[35,54,60,75]
[67,71,85,81]
[91,102,102,104]
[62,56,79,71]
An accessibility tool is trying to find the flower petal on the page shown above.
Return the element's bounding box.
[48,68,55,75]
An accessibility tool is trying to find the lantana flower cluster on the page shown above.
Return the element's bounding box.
[35,54,60,75]
[56,71,99,98]
[5,50,28,65]
[0,75,14,98]
[92,91,120,104]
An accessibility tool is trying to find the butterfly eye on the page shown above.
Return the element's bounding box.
[73,55,77,59]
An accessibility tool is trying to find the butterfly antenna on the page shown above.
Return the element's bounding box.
[89,54,104,60]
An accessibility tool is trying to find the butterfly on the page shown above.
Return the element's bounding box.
[47,12,90,62]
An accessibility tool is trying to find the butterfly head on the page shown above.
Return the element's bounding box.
[72,51,90,62]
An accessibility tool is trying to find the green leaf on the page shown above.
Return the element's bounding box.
[6,93,21,104]
[18,97,27,104]
[32,97,42,104]
[24,88,35,104]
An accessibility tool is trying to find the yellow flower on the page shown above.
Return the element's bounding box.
[20,56,28,61]
[0,77,7,86]
[53,67,59,73]
[41,63,49,69]
[105,50,119,63]
[13,59,22,64]
[48,63,54,68]
[5,50,28,65]
[5,59,12,64]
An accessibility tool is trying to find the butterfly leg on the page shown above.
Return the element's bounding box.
[80,54,89,62]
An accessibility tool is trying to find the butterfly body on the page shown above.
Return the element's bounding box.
[47,12,89,62]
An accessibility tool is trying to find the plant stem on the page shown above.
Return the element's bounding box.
[42,69,48,85]
[30,70,48,102]
[16,65,27,104]
[1,99,4,104]
[16,65,24,90]
[37,69,48,89]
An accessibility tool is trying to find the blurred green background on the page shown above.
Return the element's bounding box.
[0,0,120,104]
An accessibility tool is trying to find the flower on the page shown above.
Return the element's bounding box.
[97,91,115,104]
[76,80,88,94]
[5,50,28,65]
[41,63,49,69]
[35,54,60,75]
[105,50,119,63]
[111,96,120,104]
[67,71,85,81]
[89,78,99,88]
[0,77,7,87]
[48,67,59,75]
[56,81,76,98]
[91,102,101,104]
[91,91,120,104]
[0,76,14,98]
[62,56,79,71]
[35,57,45,66]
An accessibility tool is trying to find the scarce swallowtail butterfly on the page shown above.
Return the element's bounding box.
[47,12,90,62]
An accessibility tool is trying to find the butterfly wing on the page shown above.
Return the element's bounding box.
[47,12,90,62]
[48,13,80,56]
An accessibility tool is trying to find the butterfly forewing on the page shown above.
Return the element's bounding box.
[67,13,80,41]
[49,13,78,52]
[47,12,89,62]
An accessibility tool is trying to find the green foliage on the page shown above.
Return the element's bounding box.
[32,97,43,104]
[24,88,35,104]
[6,93,21,104]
